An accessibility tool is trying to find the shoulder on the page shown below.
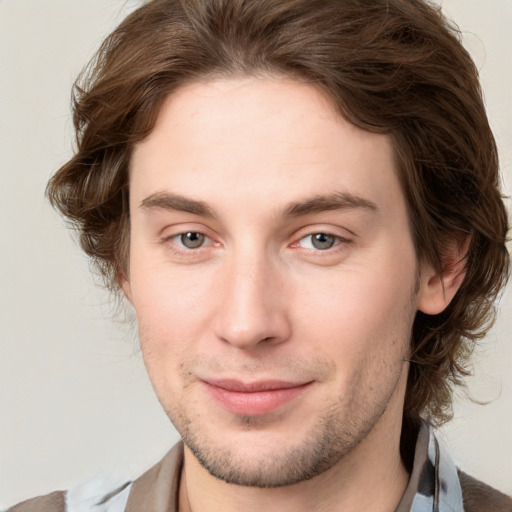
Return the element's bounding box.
[3,478,132,512]
[459,470,512,512]
[2,443,183,512]
[3,491,66,512]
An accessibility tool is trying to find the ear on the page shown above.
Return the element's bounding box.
[417,236,470,315]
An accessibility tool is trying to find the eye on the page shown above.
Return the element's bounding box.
[298,233,342,250]
[173,232,208,249]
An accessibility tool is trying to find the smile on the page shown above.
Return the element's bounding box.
[202,379,314,416]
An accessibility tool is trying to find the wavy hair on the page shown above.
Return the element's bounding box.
[47,0,510,425]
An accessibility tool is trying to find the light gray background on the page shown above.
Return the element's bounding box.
[1,0,511,506]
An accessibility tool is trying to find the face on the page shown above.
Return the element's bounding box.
[126,77,427,487]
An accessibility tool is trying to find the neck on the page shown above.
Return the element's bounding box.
[179,412,410,512]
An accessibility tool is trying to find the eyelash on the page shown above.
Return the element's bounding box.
[294,233,350,251]
[164,232,216,252]
[162,230,351,255]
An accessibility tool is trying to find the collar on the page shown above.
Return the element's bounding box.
[396,422,465,512]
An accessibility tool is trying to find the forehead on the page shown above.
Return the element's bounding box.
[129,77,404,220]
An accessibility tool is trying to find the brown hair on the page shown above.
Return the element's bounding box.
[47,0,510,425]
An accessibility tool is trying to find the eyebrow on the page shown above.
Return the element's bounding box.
[140,191,378,218]
[283,192,378,217]
[140,192,216,218]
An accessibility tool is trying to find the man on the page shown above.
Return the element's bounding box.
[6,0,511,511]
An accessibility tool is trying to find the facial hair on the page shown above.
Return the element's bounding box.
[166,351,409,488]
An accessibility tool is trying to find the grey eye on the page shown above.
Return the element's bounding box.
[311,233,337,250]
[180,232,205,249]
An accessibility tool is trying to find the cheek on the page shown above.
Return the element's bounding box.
[300,268,415,408]
[130,247,214,324]
[297,257,417,361]
[129,259,217,376]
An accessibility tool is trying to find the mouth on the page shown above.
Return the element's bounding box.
[202,378,314,416]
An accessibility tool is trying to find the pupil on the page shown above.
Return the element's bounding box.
[181,232,204,248]
[312,233,335,249]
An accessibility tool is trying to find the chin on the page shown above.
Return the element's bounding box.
[177,403,380,488]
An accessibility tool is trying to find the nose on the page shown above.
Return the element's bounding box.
[213,253,291,350]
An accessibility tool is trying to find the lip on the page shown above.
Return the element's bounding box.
[202,379,313,416]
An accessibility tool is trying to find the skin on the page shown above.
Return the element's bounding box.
[124,77,458,512]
